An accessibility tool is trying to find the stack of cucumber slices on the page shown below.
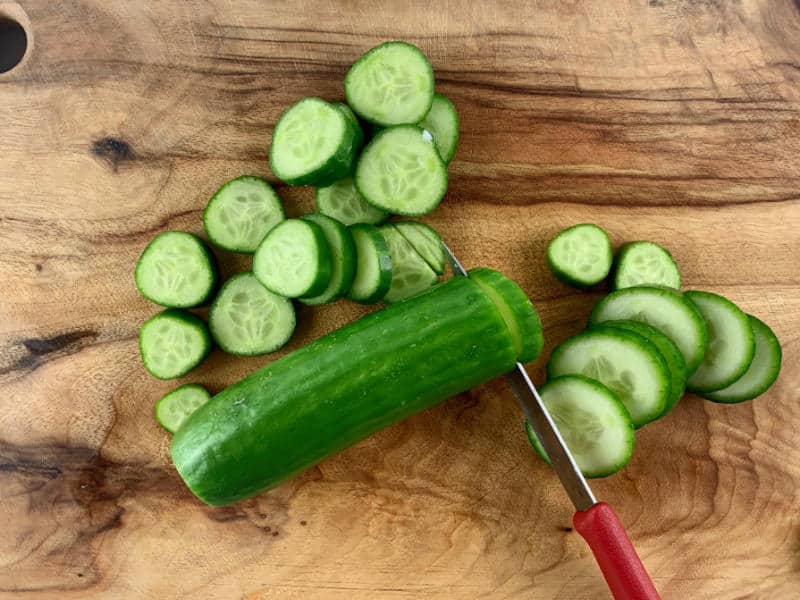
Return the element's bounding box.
[526,224,782,478]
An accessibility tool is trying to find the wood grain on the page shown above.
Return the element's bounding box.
[1,0,799,597]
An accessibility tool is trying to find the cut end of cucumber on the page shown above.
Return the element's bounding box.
[613,241,681,290]
[139,310,211,380]
[155,384,211,434]
[347,224,393,304]
[547,224,612,288]
[316,177,389,226]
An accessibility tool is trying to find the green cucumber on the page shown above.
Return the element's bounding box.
[333,102,365,152]
[347,224,393,304]
[418,93,459,163]
[393,220,446,275]
[139,309,212,380]
[315,177,389,226]
[380,225,438,303]
[300,213,357,305]
[613,241,681,290]
[155,384,211,434]
[171,273,530,506]
[547,224,613,288]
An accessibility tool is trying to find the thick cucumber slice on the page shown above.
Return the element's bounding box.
[468,268,544,362]
[203,176,285,254]
[547,224,612,288]
[135,231,217,308]
[393,220,445,275]
[547,326,670,428]
[345,41,434,126]
[139,309,211,380]
[315,177,389,226]
[525,376,635,478]
[209,273,296,355]
[684,291,755,393]
[269,97,358,187]
[253,219,332,298]
[355,126,448,216]
[613,241,681,290]
[300,213,357,305]
[347,224,393,304]
[155,384,211,434]
[601,320,687,416]
[418,93,459,163]
[589,286,708,374]
[705,315,782,403]
[380,225,438,303]
[333,102,365,152]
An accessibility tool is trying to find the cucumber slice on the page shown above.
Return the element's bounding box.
[589,286,709,374]
[203,176,285,254]
[705,315,782,403]
[380,225,438,303]
[613,241,681,290]
[393,220,445,275]
[269,97,358,187]
[139,309,211,380]
[601,320,687,416]
[684,291,755,393]
[253,219,332,298]
[333,102,365,152]
[355,126,448,216]
[315,177,389,226]
[468,268,544,363]
[347,224,393,304]
[300,213,357,305]
[209,273,296,355]
[345,41,434,126]
[547,326,670,428]
[525,375,635,478]
[547,224,612,288]
[418,93,459,163]
[135,231,217,308]
[155,384,211,434]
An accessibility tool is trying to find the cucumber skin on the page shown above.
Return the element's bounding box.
[171,276,519,506]
[346,224,393,304]
[334,102,365,154]
[299,213,357,306]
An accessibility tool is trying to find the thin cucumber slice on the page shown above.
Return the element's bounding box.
[525,375,635,478]
[684,291,755,393]
[468,268,544,363]
[315,177,389,226]
[601,320,687,416]
[155,384,211,434]
[135,231,217,308]
[393,220,445,275]
[613,241,681,290]
[380,225,438,303]
[269,97,358,187]
[547,326,670,428]
[203,176,285,254]
[347,224,393,304]
[705,315,782,403]
[547,224,613,288]
[253,219,332,298]
[334,102,365,152]
[209,273,296,355]
[139,309,211,380]
[355,126,448,216]
[345,41,434,126]
[589,286,709,375]
[418,93,459,163]
[300,213,357,305]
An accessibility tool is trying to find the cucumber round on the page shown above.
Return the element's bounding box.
[155,384,211,434]
[547,326,671,428]
[209,273,296,355]
[704,315,782,403]
[525,375,635,478]
[139,309,211,380]
[300,213,357,305]
[547,224,613,288]
[315,177,389,226]
[345,41,434,126]
[380,225,438,303]
[135,231,217,308]
[684,291,755,393]
[418,93,460,164]
[253,219,332,298]
[589,286,709,375]
[269,97,358,187]
[203,176,285,254]
[613,241,681,290]
[393,220,445,275]
[355,126,448,216]
[347,224,393,304]
[333,102,365,152]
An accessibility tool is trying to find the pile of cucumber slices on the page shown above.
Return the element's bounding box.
[527,223,782,478]
[134,42,460,433]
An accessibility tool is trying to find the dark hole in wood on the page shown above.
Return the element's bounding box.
[0,17,27,74]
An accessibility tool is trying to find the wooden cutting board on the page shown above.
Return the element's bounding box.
[1,1,799,598]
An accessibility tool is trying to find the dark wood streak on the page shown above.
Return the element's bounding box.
[90,137,136,172]
[0,330,98,376]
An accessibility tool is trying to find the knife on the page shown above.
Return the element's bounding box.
[442,242,661,600]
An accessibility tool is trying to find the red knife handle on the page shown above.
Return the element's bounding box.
[573,502,661,600]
